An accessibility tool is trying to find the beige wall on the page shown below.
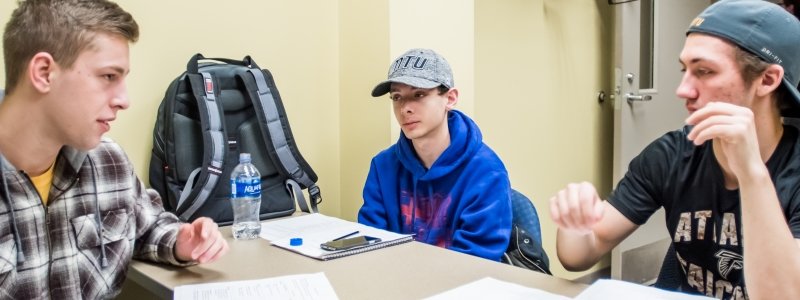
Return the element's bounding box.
[473,0,615,279]
[0,0,613,281]
[338,0,391,222]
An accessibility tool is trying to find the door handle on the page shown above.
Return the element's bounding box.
[625,93,652,104]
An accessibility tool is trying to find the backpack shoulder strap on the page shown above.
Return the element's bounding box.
[241,68,321,213]
[151,76,183,212]
[174,71,227,220]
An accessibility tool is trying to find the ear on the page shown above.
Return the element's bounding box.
[27,52,58,93]
[755,64,784,98]
[445,88,459,110]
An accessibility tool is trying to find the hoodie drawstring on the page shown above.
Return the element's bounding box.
[411,180,418,236]
[0,155,26,264]
[87,157,109,269]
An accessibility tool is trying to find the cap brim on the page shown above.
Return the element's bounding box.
[781,78,800,118]
[371,76,442,97]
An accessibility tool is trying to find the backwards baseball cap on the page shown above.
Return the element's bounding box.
[371,48,454,97]
[686,0,800,117]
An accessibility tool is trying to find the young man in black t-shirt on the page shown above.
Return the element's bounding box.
[549,1,800,299]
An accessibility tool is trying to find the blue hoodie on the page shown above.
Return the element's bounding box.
[358,110,512,261]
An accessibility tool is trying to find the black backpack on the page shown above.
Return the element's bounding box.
[149,54,321,225]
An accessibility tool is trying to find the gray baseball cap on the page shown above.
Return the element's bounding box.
[371,48,454,97]
[687,0,800,117]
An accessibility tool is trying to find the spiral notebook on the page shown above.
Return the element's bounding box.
[259,213,414,260]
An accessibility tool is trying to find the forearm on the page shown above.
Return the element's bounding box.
[553,199,637,271]
[556,229,606,271]
[133,211,193,266]
[739,169,800,299]
[133,185,194,266]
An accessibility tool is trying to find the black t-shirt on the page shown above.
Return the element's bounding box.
[609,125,800,299]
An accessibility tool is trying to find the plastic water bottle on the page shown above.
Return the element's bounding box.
[230,153,262,240]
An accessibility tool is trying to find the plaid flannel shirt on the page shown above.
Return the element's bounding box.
[0,138,189,299]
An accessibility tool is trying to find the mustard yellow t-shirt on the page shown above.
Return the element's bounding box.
[30,162,56,205]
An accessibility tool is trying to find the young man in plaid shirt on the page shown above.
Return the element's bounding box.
[0,0,228,298]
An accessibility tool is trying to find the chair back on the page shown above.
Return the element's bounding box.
[503,189,551,274]
[510,189,542,244]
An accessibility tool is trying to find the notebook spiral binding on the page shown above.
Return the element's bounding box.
[321,236,415,260]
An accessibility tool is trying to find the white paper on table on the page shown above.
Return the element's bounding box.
[173,272,339,300]
[423,277,571,300]
[574,279,714,300]
[259,214,337,242]
[259,213,412,260]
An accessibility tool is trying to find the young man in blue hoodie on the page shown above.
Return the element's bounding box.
[358,48,512,261]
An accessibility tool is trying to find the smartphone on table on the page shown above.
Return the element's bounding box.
[320,236,381,251]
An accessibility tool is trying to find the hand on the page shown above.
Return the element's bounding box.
[685,102,762,178]
[175,217,229,264]
[549,182,605,235]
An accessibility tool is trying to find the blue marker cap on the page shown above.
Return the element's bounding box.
[290,238,303,246]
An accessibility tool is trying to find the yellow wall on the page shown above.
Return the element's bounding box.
[0,0,613,280]
[473,0,614,279]
[338,0,391,222]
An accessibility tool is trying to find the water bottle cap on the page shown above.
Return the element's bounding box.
[290,238,303,246]
[239,153,251,163]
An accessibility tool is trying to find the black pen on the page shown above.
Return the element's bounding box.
[332,231,359,241]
